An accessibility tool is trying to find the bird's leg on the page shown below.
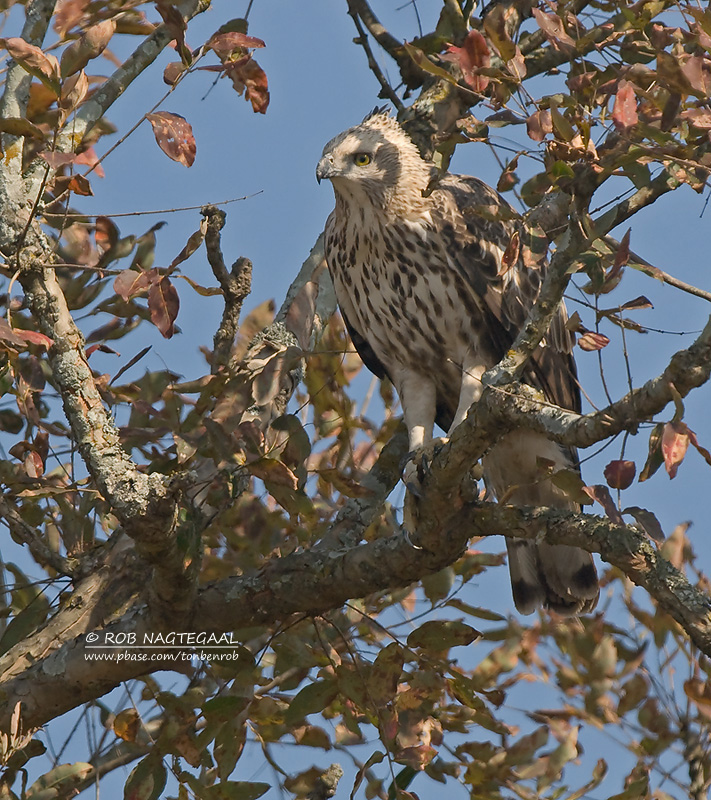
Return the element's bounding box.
[395,372,443,495]
[447,361,485,435]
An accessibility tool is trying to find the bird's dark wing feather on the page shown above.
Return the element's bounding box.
[432,174,580,414]
[341,310,388,381]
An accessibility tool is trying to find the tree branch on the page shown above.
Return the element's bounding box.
[0,494,76,575]
[6,486,711,730]
[202,205,253,374]
[348,7,405,111]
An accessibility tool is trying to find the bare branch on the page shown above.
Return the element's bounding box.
[346,0,405,64]
[202,205,253,374]
[601,236,711,304]
[348,8,405,112]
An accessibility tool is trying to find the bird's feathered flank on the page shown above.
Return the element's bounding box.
[318,112,598,616]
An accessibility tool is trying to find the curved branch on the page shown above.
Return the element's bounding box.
[5,492,711,731]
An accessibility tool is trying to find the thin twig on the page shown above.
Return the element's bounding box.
[348,8,405,112]
[42,194,261,221]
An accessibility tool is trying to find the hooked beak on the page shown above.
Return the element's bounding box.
[316,156,337,184]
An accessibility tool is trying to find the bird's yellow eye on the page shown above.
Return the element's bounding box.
[353,153,371,166]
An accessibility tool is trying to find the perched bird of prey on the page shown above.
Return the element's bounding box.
[316,109,598,615]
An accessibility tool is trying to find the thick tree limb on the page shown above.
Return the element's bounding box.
[5,489,711,731]
[438,314,711,484]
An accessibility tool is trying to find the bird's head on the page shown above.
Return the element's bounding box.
[316,109,432,212]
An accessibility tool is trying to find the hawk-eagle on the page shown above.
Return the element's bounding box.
[316,109,598,615]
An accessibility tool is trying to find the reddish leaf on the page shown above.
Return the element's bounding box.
[500,230,520,271]
[208,31,265,60]
[148,276,180,338]
[531,9,576,49]
[526,109,553,142]
[0,37,60,94]
[661,421,689,479]
[0,319,54,350]
[54,173,93,196]
[39,151,78,170]
[74,146,105,178]
[230,58,269,114]
[681,108,711,129]
[687,428,711,468]
[59,19,115,77]
[113,268,155,301]
[18,330,54,349]
[86,343,120,357]
[442,30,490,92]
[582,484,624,525]
[163,61,187,86]
[24,450,44,479]
[95,216,118,252]
[623,506,665,542]
[604,460,636,490]
[394,744,437,770]
[146,111,196,167]
[680,55,711,97]
[577,331,610,351]
[0,318,31,348]
[612,80,638,129]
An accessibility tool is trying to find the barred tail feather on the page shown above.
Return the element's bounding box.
[483,430,599,616]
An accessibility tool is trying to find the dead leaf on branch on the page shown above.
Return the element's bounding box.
[441,30,491,93]
[0,37,60,94]
[623,506,665,542]
[207,31,265,59]
[113,268,155,301]
[531,9,576,51]
[0,318,53,350]
[612,80,638,129]
[59,19,116,78]
[604,460,636,490]
[146,111,196,167]
[577,331,610,351]
[661,421,689,479]
[582,484,624,526]
[148,276,180,339]
[526,110,553,142]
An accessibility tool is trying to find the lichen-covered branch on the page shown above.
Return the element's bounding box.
[202,205,253,374]
[5,489,711,731]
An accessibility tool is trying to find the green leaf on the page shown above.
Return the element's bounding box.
[285,678,338,725]
[369,643,404,705]
[124,753,166,800]
[27,763,93,800]
[407,619,480,651]
[199,782,270,800]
